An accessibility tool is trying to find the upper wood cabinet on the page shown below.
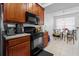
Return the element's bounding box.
[3,3,15,22]
[38,4,44,25]
[26,3,44,25]
[32,3,39,16]
[15,4,26,23]
[3,3,44,24]
[26,3,33,13]
[3,3,26,23]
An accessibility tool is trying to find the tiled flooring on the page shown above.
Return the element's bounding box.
[44,36,79,56]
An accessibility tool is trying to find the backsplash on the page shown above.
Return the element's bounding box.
[23,23,46,32]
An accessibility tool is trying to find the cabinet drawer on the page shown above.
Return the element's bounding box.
[7,36,30,47]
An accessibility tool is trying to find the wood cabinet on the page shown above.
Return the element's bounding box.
[3,3,44,24]
[38,5,44,25]
[3,3,26,23]
[43,32,48,47]
[26,3,44,25]
[3,3,15,22]
[6,36,30,56]
[32,3,39,16]
[26,3,39,15]
[8,42,30,56]
[15,4,26,23]
[26,3,33,13]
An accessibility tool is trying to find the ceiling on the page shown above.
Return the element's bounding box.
[39,3,53,8]
[44,3,79,13]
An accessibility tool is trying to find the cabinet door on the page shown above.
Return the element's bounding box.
[7,41,30,56]
[26,3,33,13]
[3,3,15,22]
[44,32,48,47]
[32,3,39,15]
[15,3,26,23]
[4,3,26,23]
[7,47,13,56]
[38,6,44,25]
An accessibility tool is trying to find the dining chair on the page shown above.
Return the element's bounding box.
[67,30,74,44]
[62,29,68,41]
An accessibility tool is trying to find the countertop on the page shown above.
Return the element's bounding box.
[4,33,31,40]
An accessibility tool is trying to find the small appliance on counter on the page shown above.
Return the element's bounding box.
[4,23,16,36]
[15,24,24,34]
[4,23,24,36]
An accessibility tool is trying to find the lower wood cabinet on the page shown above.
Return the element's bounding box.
[43,32,48,47]
[6,36,30,56]
[8,42,30,56]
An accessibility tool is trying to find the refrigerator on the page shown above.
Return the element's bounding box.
[0,4,4,56]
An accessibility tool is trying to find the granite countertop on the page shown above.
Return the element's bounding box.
[4,33,31,40]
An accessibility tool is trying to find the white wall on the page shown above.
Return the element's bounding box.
[44,10,55,39]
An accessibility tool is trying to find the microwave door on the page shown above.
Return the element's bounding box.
[26,12,39,25]
[27,17,37,25]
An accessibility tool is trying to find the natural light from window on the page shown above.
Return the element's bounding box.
[56,17,76,31]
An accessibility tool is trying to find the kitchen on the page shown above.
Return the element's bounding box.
[1,3,79,56]
[0,3,50,56]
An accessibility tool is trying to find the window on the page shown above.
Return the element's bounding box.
[56,17,75,30]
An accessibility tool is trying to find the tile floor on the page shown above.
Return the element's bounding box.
[44,36,79,56]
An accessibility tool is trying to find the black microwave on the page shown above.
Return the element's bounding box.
[25,12,39,25]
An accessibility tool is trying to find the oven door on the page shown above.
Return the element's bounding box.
[31,32,44,55]
[32,37,43,50]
